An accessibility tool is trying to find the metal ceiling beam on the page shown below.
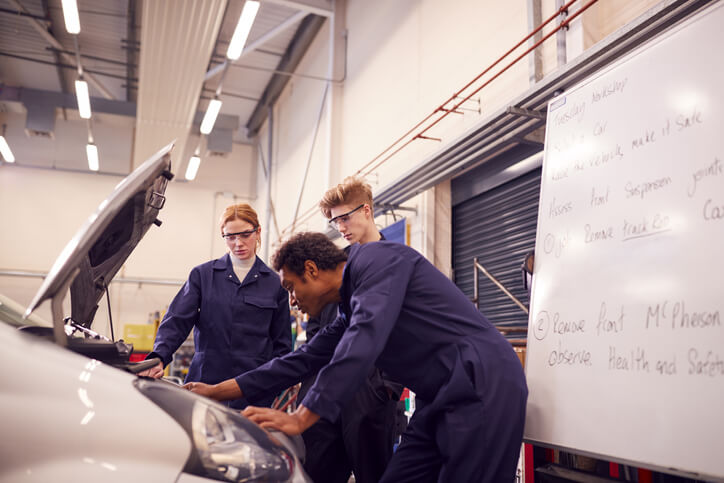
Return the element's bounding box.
[0,51,134,81]
[205,10,307,81]
[0,86,240,130]
[0,86,135,117]
[6,0,116,100]
[202,87,260,102]
[126,0,138,102]
[246,14,326,136]
[263,0,333,17]
[45,47,133,67]
[0,6,48,21]
[227,60,341,82]
[39,0,69,120]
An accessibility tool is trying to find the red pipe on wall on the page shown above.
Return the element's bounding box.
[357,0,601,178]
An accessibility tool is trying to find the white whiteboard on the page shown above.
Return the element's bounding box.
[524,2,724,480]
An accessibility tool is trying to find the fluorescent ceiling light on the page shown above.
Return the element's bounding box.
[200,99,222,135]
[86,144,99,171]
[61,0,81,34]
[75,80,92,119]
[0,136,15,163]
[226,0,260,60]
[185,155,201,181]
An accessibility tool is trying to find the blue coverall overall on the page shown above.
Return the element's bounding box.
[236,242,528,482]
[300,309,400,482]
[148,254,291,409]
[299,234,402,483]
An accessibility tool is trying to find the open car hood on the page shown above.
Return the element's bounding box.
[25,142,174,344]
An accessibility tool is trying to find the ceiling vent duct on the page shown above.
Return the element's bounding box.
[24,94,56,139]
[207,128,233,155]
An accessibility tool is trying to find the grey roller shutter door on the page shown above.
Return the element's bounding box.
[452,167,541,331]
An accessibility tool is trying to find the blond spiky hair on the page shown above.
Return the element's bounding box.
[319,176,374,219]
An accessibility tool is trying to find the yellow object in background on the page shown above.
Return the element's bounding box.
[123,324,157,352]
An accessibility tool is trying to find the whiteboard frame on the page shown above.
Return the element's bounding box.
[523,439,718,482]
[523,2,724,481]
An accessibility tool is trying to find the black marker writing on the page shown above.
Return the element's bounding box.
[597,302,624,335]
[624,176,672,200]
[608,346,649,372]
[549,197,573,218]
[548,340,592,367]
[703,198,724,221]
[554,101,586,126]
[584,224,614,244]
[688,158,722,197]
[675,107,703,131]
[591,78,628,103]
[688,348,724,377]
[590,186,610,207]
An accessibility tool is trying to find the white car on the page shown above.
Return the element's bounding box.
[0,143,310,483]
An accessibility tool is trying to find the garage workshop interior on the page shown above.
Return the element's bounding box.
[1,0,722,482]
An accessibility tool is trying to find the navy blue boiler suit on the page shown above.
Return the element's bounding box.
[298,235,401,483]
[149,254,292,409]
[236,242,528,482]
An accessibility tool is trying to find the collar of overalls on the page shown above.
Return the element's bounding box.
[213,253,270,286]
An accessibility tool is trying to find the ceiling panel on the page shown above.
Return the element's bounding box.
[132,0,227,171]
[1,0,329,186]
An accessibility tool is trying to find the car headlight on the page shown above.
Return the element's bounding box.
[192,401,293,481]
[135,378,294,482]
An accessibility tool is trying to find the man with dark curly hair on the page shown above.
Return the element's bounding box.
[292,176,403,483]
[186,232,527,482]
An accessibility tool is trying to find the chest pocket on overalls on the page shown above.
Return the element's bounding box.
[239,295,277,337]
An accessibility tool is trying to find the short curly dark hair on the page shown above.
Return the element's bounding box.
[272,232,348,276]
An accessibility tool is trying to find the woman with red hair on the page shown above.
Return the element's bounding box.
[140,203,291,409]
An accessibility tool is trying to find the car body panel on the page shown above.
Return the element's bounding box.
[0,309,190,482]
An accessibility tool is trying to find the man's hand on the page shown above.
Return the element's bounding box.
[242,405,320,436]
[184,381,217,398]
[137,361,164,379]
[183,379,243,401]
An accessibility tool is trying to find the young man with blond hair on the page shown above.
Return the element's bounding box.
[319,176,382,245]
